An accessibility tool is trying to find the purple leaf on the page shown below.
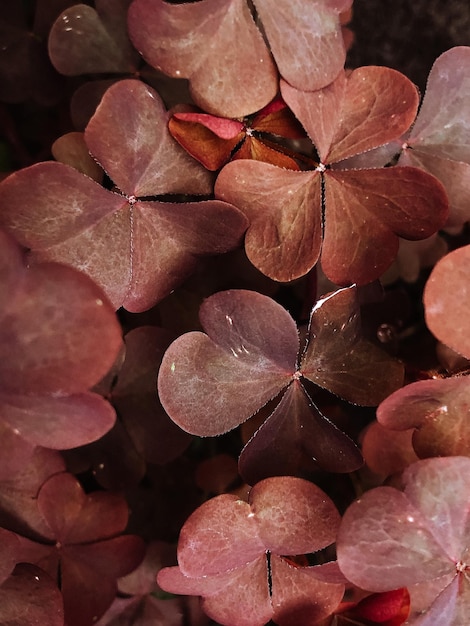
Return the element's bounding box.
[158,290,298,436]
[48,1,138,75]
[253,0,351,92]
[300,286,404,405]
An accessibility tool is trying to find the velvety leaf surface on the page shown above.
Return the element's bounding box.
[0,86,248,312]
[215,161,322,282]
[424,245,470,359]
[249,475,341,555]
[127,0,278,117]
[48,1,138,75]
[159,477,342,626]
[377,377,470,458]
[321,167,449,285]
[338,458,470,624]
[254,0,351,92]
[158,290,298,436]
[337,486,453,592]
[300,287,404,405]
[178,494,265,577]
[0,563,64,626]
[85,79,213,196]
[280,66,418,163]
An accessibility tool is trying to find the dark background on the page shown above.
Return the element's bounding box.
[347,0,470,91]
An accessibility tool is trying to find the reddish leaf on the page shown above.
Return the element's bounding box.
[0,230,122,399]
[51,131,104,182]
[158,477,343,626]
[270,556,345,626]
[61,536,145,626]
[215,162,322,282]
[0,83,248,312]
[177,494,265,577]
[280,66,418,163]
[424,245,470,359]
[377,377,470,458]
[127,0,278,117]
[169,114,243,170]
[0,563,64,626]
[300,287,404,405]
[238,381,363,482]
[37,473,129,544]
[249,475,341,555]
[399,47,470,226]
[253,0,351,92]
[361,421,419,478]
[0,392,116,450]
[158,290,298,436]
[337,457,470,624]
[321,167,449,285]
[85,79,213,196]
[347,589,410,625]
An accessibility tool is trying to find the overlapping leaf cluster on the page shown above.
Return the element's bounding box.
[0,1,469,625]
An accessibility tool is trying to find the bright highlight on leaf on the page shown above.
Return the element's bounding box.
[158,476,345,626]
[158,286,403,481]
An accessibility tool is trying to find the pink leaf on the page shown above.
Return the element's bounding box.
[177,494,265,577]
[424,245,470,359]
[127,0,278,117]
[0,231,122,395]
[337,486,453,592]
[249,476,341,555]
[407,47,470,164]
[321,167,449,285]
[0,392,116,449]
